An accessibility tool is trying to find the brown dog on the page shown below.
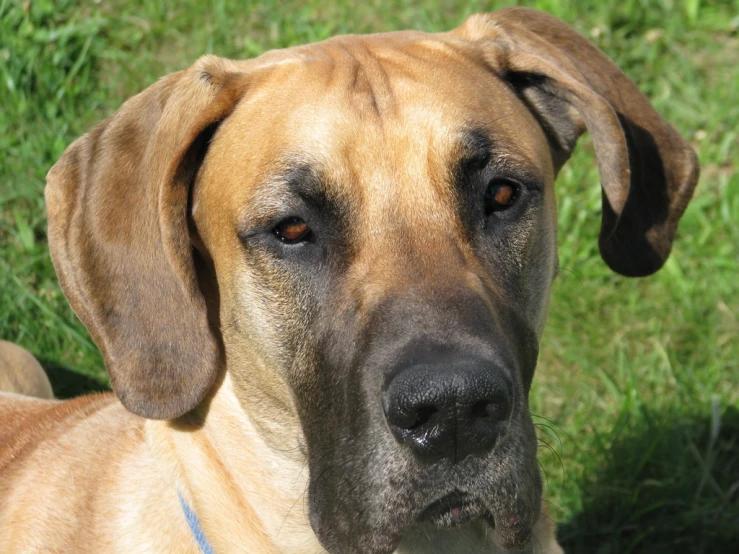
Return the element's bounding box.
[0,8,697,554]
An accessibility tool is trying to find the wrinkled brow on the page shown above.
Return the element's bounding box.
[238,159,351,233]
[268,161,327,207]
[457,127,494,167]
[239,161,325,218]
[453,126,545,185]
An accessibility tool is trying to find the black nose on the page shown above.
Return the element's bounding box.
[382,356,512,463]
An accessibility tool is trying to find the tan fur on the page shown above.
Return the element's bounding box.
[0,341,53,399]
[0,8,698,554]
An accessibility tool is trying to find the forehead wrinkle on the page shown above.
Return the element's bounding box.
[334,39,396,120]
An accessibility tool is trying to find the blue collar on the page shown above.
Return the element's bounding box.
[179,493,215,554]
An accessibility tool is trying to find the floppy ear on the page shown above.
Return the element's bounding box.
[46,56,249,419]
[453,8,699,277]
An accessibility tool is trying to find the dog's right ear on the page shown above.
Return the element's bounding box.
[46,56,249,419]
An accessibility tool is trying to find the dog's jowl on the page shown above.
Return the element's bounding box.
[0,8,698,554]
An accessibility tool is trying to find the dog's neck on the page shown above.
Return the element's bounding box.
[146,373,320,554]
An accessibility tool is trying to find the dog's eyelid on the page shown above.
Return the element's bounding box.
[236,212,311,243]
[461,151,492,172]
[485,162,544,192]
[493,174,542,193]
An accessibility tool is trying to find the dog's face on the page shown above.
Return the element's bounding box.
[45,9,698,554]
[194,35,557,551]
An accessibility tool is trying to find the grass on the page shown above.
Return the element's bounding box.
[1,0,737,551]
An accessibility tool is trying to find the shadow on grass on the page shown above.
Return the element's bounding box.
[38,358,110,399]
[559,405,739,554]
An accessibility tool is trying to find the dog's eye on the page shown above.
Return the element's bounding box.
[485,180,519,214]
[274,217,311,244]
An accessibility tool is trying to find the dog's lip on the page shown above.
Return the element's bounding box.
[417,491,493,528]
[413,490,535,551]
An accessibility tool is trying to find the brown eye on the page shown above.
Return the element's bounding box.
[274,217,311,244]
[485,180,519,213]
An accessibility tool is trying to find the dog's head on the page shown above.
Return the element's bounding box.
[46,8,698,553]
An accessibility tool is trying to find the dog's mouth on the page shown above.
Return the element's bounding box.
[307,411,542,554]
[417,491,493,529]
[310,462,540,554]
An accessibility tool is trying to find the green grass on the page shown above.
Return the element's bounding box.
[1,0,737,551]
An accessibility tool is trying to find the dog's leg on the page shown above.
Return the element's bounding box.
[0,341,53,399]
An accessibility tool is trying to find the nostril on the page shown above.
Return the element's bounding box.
[407,405,438,430]
[471,400,491,419]
[470,396,510,422]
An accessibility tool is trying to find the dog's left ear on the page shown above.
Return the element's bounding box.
[453,8,699,277]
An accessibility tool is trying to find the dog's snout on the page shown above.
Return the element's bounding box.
[382,357,512,463]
